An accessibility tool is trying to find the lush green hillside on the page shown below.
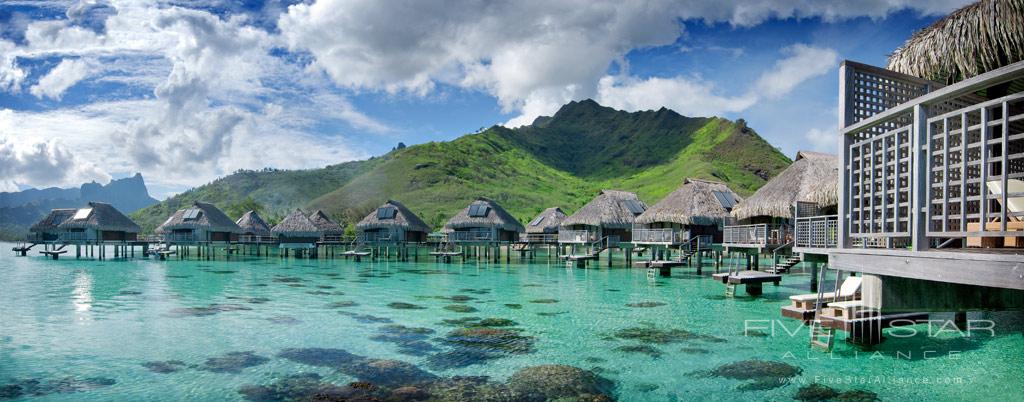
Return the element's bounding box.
[130,160,379,233]
[132,99,792,233]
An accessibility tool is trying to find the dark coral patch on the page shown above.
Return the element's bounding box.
[168,304,252,317]
[700,359,802,391]
[529,299,558,304]
[277,348,362,367]
[200,351,270,373]
[503,303,522,309]
[625,301,667,308]
[614,344,663,358]
[388,302,427,310]
[443,304,478,313]
[142,360,187,374]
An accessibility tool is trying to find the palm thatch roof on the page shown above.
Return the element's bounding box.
[30,208,76,232]
[58,202,141,233]
[636,178,741,226]
[731,151,838,221]
[308,210,344,235]
[356,200,432,233]
[887,0,1024,84]
[526,207,568,234]
[561,190,647,229]
[236,210,272,236]
[272,209,321,237]
[155,201,242,234]
[444,197,525,233]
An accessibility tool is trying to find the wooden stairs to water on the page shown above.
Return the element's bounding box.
[767,255,802,274]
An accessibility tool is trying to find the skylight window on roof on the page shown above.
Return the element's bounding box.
[183,208,201,220]
[712,191,737,209]
[72,208,92,220]
[468,204,490,217]
[529,215,545,226]
[377,206,398,219]
[622,200,645,215]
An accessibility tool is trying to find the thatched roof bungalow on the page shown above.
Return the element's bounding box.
[156,201,242,243]
[730,151,838,224]
[29,208,76,241]
[58,202,141,242]
[560,190,647,243]
[236,210,272,237]
[308,210,344,238]
[635,178,741,244]
[526,207,567,234]
[887,0,1024,85]
[444,197,524,243]
[356,200,431,243]
[272,209,321,248]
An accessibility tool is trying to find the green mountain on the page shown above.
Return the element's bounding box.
[131,99,791,233]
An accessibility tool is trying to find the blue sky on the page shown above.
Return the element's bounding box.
[0,0,969,199]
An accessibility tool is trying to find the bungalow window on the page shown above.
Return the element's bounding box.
[377,206,398,219]
[468,204,490,217]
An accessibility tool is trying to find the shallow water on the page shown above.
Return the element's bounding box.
[1,245,1021,401]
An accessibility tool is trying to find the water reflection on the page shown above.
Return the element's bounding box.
[72,269,93,317]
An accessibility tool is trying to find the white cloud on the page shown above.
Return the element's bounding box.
[30,58,91,99]
[804,127,837,152]
[594,44,835,118]
[0,129,111,192]
[753,44,838,98]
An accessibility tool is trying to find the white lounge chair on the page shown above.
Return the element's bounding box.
[967,179,1024,247]
[789,276,862,310]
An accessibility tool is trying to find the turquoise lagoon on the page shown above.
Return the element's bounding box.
[1,245,1022,401]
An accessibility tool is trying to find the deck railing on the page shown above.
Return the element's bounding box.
[448,231,493,242]
[60,232,90,242]
[723,224,788,247]
[631,228,686,244]
[359,232,395,243]
[520,233,558,243]
[558,230,597,244]
[839,60,1024,250]
[794,215,838,249]
[238,235,277,244]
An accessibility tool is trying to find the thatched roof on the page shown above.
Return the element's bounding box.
[636,178,741,226]
[58,202,141,233]
[156,201,242,234]
[30,208,76,232]
[356,200,432,233]
[272,209,320,237]
[444,197,525,233]
[731,151,838,221]
[236,210,271,236]
[526,207,568,234]
[887,0,1024,84]
[561,190,647,229]
[308,210,344,234]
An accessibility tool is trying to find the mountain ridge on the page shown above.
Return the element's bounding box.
[129,99,791,233]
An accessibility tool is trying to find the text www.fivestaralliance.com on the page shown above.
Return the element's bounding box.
[780,376,968,386]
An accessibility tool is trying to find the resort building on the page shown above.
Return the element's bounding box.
[28,209,76,242]
[235,210,273,243]
[725,151,838,251]
[272,209,321,248]
[58,202,141,242]
[443,197,524,243]
[801,0,1024,348]
[308,210,344,240]
[634,178,740,247]
[523,207,567,244]
[355,200,431,243]
[559,190,646,245]
[155,202,243,243]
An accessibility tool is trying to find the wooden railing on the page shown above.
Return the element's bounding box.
[632,228,686,244]
[448,231,493,242]
[794,215,838,249]
[238,235,277,244]
[839,60,1024,250]
[520,233,558,243]
[558,230,597,244]
[723,224,788,247]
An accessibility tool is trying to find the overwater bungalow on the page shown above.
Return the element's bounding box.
[58,202,141,242]
[235,210,272,242]
[634,178,740,247]
[443,197,524,243]
[559,190,646,246]
[28,208,76,242]
[308,210,344,241]
[805,0,1024,348]
[272,209,321,249]
[155,202,242,243]
[724,151,837,252]
[523,207,567,244]
[355,200,431,243]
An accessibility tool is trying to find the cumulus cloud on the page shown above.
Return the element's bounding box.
[30,58,91,99]
[278,0,965,125]
[804,127,837,152]
[0,133,111,192]
[595,43,835,118]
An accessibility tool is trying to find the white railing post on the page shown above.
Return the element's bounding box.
[911,104,929,251]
